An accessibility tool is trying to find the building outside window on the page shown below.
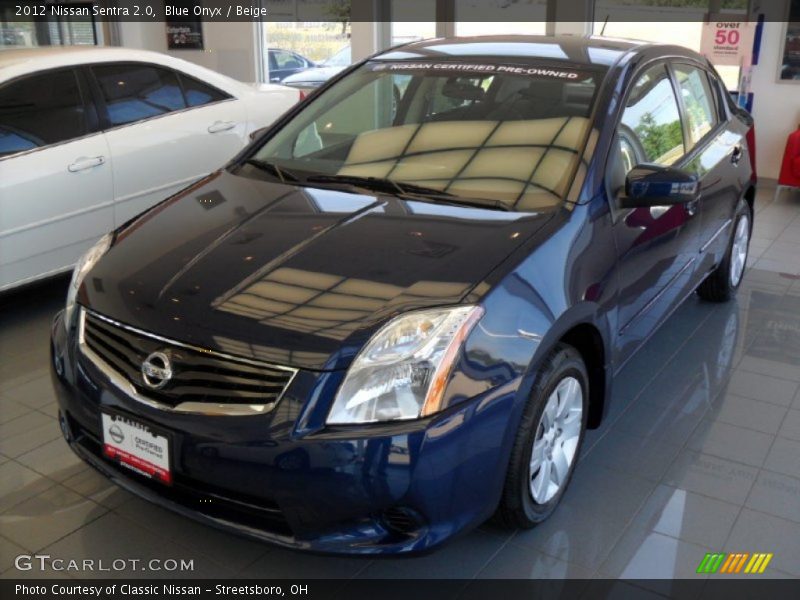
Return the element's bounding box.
[0,1,97,48]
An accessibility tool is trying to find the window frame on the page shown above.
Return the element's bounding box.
[618,60,688,168]
[176,71,234,108]
[84,61,235,132]
[705,65,735,129]
[0,66,98,162]
[667,60,726,157]
[604,55,729,214]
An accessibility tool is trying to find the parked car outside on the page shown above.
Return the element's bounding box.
[267,47,316,82]
[282,44,351,90]
[0,46,301,291]
[51,36,756,555]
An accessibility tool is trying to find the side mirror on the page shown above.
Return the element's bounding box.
[620,164,699,209]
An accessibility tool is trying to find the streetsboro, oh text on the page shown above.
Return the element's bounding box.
[15,584,308,596]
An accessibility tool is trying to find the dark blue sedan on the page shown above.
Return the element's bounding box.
[267,47,317,82]
[51,36,756,555]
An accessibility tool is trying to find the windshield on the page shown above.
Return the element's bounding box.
[323,46,351,67]
[250,60,605,211]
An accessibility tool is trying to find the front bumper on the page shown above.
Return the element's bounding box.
[50,309,519,555]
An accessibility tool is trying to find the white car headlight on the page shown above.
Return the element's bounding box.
[326,305,484,424]
[64,233,112,331]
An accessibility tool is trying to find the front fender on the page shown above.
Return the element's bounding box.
[443,285,612,519]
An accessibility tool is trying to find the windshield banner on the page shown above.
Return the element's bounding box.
[371,62,588,80]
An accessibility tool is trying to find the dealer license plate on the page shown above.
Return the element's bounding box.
[101,412,172,485]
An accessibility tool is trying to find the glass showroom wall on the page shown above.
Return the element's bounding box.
[391,0,436,46]
[391,0,547,44]
[0,2,97,47]
[259,0,352,84]
[593,0,750,90]
[455,0,547,36]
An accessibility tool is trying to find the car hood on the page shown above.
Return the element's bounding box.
[81,170,554,371]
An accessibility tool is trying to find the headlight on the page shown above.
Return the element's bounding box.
[64,233,112,331]
[326,305,484,424]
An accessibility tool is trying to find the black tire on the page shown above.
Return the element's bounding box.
[495,343,589,529]
[697,200,752,303]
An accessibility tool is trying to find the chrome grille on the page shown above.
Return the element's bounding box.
[80,310,295,412]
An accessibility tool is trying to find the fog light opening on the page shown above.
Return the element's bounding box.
[58,411,72,442]
[52,351,64,377]
[382,507,424,536]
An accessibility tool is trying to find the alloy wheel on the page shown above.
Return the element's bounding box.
[729,214,750,288]
[529,376,583,504]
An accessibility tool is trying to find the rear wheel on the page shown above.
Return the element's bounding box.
[697,201,751,302]
[495,344,588,528]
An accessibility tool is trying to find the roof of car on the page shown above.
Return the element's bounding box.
[0,46,257,94]
[377,35,695,68]
[0,46,172,70]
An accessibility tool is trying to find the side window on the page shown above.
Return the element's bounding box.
[619,64,685,169]
[673,64,719,150]
[0,69,87,158]
[92,63,186,127]
[178,73,231,108]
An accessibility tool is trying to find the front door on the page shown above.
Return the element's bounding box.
[0,68,113,289]
[609,62,702,365]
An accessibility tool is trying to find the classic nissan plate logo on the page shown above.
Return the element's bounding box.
[141,351,173,390]
[108,424,124,444]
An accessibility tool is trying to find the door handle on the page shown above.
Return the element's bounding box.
[730,145,743,166]
[208,121,236,134]
[68,156,105,172]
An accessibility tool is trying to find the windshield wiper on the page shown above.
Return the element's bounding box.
[305,174,409,196]
[305,174,510,211]
[243,159,300,184]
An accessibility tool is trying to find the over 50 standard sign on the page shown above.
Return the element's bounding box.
[700,20,756,66]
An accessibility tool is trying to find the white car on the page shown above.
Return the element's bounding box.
[0,46,300,291]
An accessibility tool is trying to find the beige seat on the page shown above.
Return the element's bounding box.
[338,117,590,210]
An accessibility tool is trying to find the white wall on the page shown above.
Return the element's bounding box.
[750,17,800,181]
[117,21,259,83]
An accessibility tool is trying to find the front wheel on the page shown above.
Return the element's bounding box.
[697,201,752,302]
[495,344,588,529]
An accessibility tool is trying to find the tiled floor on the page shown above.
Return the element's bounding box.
[1,186,799,583]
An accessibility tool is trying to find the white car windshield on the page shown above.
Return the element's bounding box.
[251,60,605,212]
[323,46,352,67]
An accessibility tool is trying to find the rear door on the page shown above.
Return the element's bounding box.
[88,62,247,225]
[0,67,113,290]
[609,62,703,363]
[671,62,745,275]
